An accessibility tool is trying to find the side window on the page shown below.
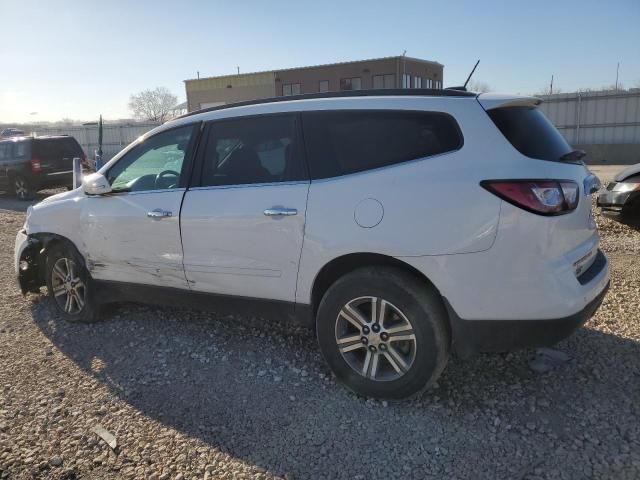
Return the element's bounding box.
[14,142,28,159]
[200,114,304,187]
[0,143,8,160]
[107,124,197,192]
[302,110,463,180]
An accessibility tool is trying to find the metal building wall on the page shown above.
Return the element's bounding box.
[538,90,640,164]
[33,122,160,161]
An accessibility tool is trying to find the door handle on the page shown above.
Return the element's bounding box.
[147,208,172,219]
[264,207,297,216]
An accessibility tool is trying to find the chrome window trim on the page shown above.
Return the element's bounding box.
[188,180,309,192]
[91,187,187,197]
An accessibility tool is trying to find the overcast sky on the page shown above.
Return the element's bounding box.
[1,0,638,123]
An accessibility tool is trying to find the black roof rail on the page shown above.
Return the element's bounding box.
[176,88,477,120]
[445,86,468,91]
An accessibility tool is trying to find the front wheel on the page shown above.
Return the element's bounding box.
[45,243,101,323]
[316,267,450,399]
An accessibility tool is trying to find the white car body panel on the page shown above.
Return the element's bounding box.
[16,92,609,327]
[180,182,309,301]
[82,190,188,288]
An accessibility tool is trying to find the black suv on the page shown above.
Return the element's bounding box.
[0,136,85,200]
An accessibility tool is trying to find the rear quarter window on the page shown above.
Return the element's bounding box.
[302,110,463,179]
[34,138,83,158]
[487,107,572,161]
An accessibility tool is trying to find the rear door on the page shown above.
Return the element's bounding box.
[33,137,82,174]
[180,113,309,302]
[0,142,10,188]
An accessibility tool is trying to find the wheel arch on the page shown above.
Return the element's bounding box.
[310,252,443,317]
[19,232,85,293]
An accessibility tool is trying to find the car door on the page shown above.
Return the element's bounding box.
[82,123,200,289]
[0,142,9,189]
[180,113,309,302]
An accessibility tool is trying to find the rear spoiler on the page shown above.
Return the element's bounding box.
[477,93,543,111]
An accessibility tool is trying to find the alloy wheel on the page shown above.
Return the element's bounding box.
[15,178,28,200]
[335,296,417,382]
[51,257,86,314]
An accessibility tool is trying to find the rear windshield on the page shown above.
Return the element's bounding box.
[487,107,572,161]
[34,138,83,158]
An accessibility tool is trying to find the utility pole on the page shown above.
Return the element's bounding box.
[237,66,240,75]
[550,75,554,95]
[615,62,620,91]
[197,71,200,79]
[402,50,407,88]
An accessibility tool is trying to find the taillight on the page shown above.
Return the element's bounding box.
[481,180,579,215]
[31,158,42,173]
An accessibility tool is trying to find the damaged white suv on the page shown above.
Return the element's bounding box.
[15,89,610,399]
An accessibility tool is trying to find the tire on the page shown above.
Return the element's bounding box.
[316,267,450,399]
[45,242,101,323]
[13,175,35,201]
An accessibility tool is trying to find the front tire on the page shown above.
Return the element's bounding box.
[316,267,450,399]
[13,175,34,201]
[45,242,101,323]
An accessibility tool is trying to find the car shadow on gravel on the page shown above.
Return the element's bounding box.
[30,295,640,479]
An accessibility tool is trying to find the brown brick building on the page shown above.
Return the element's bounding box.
[184,56,444,112]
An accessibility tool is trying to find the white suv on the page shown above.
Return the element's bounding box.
[15,89,610,399]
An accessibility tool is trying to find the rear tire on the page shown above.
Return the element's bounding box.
[45,242,101,323]
[316,267,450,399]
[13,175,34,201]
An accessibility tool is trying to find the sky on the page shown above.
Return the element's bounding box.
[1,0,639,123]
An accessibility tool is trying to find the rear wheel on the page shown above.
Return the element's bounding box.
[13,175,34,200]
[316,267,450,399]
[45,242,101,323]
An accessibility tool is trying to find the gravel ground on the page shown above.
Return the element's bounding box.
[1,184,639,480]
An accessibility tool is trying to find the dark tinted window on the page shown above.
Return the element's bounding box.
[0,143,10,160]
[200,114,305,187]
[34,138,83,159]
[302,110,463,179]
[487,107,572,161]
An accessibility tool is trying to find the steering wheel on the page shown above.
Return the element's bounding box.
[155,170,180,189]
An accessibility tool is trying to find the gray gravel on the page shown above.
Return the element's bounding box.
[0,188,639,480]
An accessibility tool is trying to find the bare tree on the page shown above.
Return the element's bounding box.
[466,80,492,93]
[128,87,178,122]
[536,86,563,96]
[576,83,625,93]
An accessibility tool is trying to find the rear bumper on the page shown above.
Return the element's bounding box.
[446,251,610,357]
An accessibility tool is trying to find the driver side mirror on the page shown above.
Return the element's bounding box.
[82,172,112,196]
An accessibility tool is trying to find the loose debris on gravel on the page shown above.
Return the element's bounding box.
[0,190,638,480]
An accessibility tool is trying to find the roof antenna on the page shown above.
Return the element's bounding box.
[463,59,480,90]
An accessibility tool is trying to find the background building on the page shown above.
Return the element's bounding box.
[184,56,444,112]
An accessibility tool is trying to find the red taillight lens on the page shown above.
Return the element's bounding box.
[481,180,579,215]
[31,158,41,173]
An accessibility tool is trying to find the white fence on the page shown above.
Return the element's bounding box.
[538,89,640,145]
[33,122,160,161]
